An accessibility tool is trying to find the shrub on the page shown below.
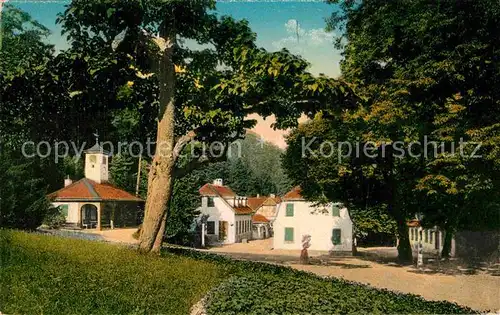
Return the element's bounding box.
[166,247,477,314]
[204,275,476,314]
[0,156,50,230]
[42,206,66,229]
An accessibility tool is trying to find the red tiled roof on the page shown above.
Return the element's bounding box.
[264,196,282,205]
[199,183,236,198]
[234,206,253,215]
[248,195,282,210]
[48,178,143,202]
[283,186,304,200]
[407,219,420,227]
[248,197,267,210]
[252,213,269,223]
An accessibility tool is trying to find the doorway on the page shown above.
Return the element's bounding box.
[81,204,98,228]
[218,221,228,241]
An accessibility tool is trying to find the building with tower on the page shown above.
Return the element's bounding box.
[47,142,143,230]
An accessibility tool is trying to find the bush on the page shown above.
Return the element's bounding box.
[42,206,67,229]
[166,247,477,314]
[0,154,50,230]
[205,275,475,314]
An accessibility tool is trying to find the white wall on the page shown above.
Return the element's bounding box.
[273,201,353,252]
[84,153,109,183]
[198,196,236,244]
[52,202,79,224]
[234,214,252,242]
[409,226,455,256]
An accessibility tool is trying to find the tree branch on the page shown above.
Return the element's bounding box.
[173,130,197,161]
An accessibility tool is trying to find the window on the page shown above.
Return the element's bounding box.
[286,203,294,217]
[59,204,69,217]
[284,227,294,242]
[410,228,414,241]
[424,230,428,243]
[331,228,342,245]
[207,197,215,207]
[332,204,340,217]
[430,231,434,243]
[206,221,215,234]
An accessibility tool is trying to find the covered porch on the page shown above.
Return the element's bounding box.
[79,201,142,230]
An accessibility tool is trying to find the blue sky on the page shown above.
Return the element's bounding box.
[11,0,342,78]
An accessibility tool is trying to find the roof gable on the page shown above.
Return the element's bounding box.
[199,183,236,198]
[48,178,142,202]
[283,186,304,201]
[252,213,269,223]
[248,197,267,210]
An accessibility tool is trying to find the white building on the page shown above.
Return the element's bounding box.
[248,194,281,239]
[47,142,143,230]
[273,186,353,252]
[197,179,253,244]
[408,220,456,256]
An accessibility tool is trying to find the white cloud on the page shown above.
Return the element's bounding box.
[272,19,334,51]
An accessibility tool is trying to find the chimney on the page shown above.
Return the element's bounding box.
[64,175,73,187]
[270,193,276,198]
[257,194,260,197]
[213,178,223,186]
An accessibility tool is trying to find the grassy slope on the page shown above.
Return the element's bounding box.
[1,231,475,314]
[0,230,226,314]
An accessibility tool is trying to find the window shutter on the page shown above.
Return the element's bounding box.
[331,229,341,245]
[332,204,340,217]
[284,227,294,242]
[286,203,294,217]
[59,205,69,217]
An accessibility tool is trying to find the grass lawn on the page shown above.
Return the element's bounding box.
[0,230,226,314]
[1,230,476,314]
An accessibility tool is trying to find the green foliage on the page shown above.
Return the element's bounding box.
[165,247,476,314]
[0,231,477,314]
[0,4,54,75]
[233,133,292,195]
[284,0,500,261]
[166,173,201,244]
[42,206,67,229]
[350,205,397,237]
[0,151,50,230]
[109,153,138,194]
[205,275,473,315]
[0,230,225,315]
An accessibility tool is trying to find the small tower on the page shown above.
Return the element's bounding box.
[84,133,110,183]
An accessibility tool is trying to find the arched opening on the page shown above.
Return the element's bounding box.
[81,204,98,228]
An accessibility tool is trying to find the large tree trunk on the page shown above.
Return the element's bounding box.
[138,33,176,254]
[441,228,454,259]
[152,209,168,253]
[395,215,413,263]
[384,146,413,263]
